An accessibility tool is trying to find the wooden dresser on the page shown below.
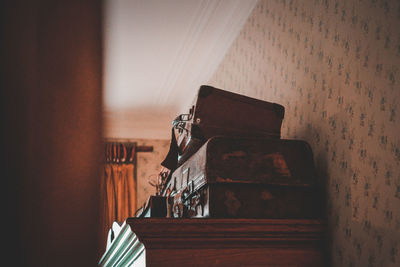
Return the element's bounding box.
[99,218,326,266]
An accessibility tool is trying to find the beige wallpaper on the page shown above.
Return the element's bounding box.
[209,0,400,266]
[134,139,170,209]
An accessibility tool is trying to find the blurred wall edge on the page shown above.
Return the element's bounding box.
[1,0,103,266]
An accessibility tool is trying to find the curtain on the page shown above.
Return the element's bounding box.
[103,164,136,224]
[101,142,136,245]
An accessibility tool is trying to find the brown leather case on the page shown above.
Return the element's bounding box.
[173,85,285,166]
[163,136,321,219]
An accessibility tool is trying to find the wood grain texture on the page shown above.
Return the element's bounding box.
[147,248,323,267]
[126,218,327,266]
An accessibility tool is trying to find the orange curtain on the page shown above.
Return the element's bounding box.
[103,164,136,226]
[101,142,137,246]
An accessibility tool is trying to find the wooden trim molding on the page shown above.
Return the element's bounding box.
[127,218,325,249]
[100,218,326,266]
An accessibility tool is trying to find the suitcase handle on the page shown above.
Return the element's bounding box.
[173,113,192,133]
[172,105,195,131]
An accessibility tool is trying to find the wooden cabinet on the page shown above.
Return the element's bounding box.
[99,218,326,266]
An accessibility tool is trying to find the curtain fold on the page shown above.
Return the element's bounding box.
[101,142,136,246]
[103,164,136,227]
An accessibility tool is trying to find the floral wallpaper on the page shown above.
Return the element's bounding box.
[209,0,400,266]
[134,139,170,209]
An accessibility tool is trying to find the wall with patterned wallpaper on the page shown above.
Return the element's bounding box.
[209,0,400,266]
[133,139,170,209]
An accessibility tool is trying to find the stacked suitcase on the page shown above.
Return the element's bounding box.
[139,85,321,219]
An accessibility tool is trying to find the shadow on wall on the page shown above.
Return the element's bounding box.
[208,0,400,266]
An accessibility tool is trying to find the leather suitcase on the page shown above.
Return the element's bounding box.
[170,85,285,167]
[162,136,321,218]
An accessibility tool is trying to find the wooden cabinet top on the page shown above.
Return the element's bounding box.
[100,218,326,266]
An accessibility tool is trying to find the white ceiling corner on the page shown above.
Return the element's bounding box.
[103,0,258,139]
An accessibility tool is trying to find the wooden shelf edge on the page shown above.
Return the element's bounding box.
[126,218,325,249]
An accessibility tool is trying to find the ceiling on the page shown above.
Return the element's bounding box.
[103,0,258,139]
